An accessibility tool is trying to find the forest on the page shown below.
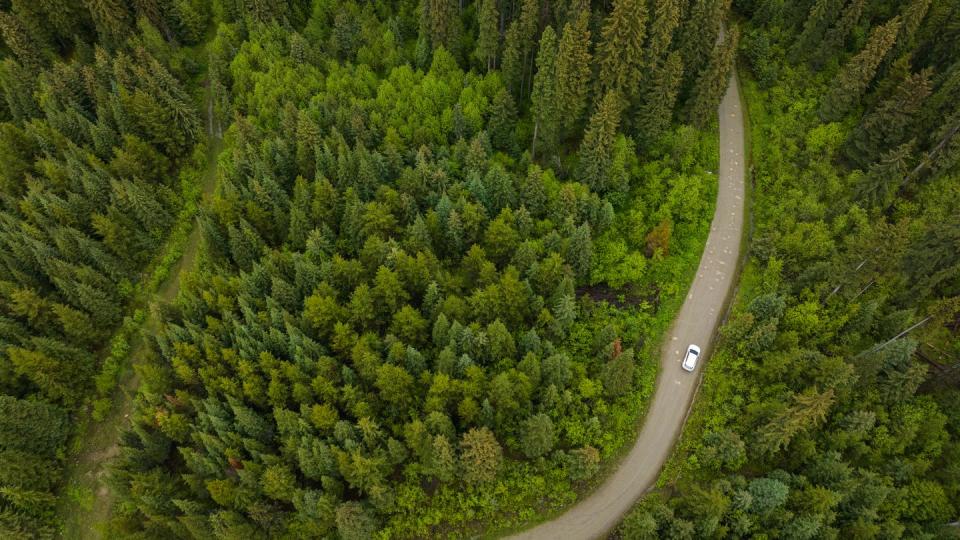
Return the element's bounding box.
[0,0,956,539]
[619,0,960,538]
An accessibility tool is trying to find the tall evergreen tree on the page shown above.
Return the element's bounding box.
[83,0,133,47]
[515,0,541,97]
[675,0,726,94]
[644,0,682,68]
[595,0,648,99]
[688,27,739,128]
[893,0,932,59]
[793,0,843,57]
[0,59,40,121]
[636,51,684,145]
[555,11,592,138]
[500,21,524,98]
[0,11,50,70]
[578,90,623,193]
[846,69,932,167]
[854,141,913,208]
[531,26,559,161]
[820,16,902,121]
[475,0,500,71]
[422,0,461,53]
[488,88,518,152]
[818,0,866,64]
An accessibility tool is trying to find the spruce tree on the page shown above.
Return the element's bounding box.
[636,51,684,145]
[0,11,49,70]
[500,21,524,98]
[459,427,502,486]
[793,0,843,57]
[893,0,932,59]
[567,222,593,279]
[601,347,635,397]
[84,0,133,47]
[595,0,648,99]
[578,90,623,193]
[846,69,932,167]
[422,0,461,53]
[0,59,40,121]
[854,141,913,208]
[820,16,902,121]
[688,27,739,128]
[555,11,592,138]
[531,26,559,161]
[818,0,866,64]
[644,0,682,68]
[675,0,726,93]
[475,0,499,71]
[488,88,518,152]
[515,0,540,97]
[520,413,556,458]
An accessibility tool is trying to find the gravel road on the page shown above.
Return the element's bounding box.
[508,59,747,540]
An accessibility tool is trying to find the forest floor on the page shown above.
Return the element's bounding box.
[508,63,748,540]
[56,83,223,540]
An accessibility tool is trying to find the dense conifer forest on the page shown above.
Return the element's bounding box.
[0,0,956,538]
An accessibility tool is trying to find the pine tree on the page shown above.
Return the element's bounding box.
[793,0,844,57]
[531,26,559,161]
[459,427,502,486]
[515,0,540,97]
[893,0,932,59]
[601,348,635,397]
[757,388,834,455]
[500,21,524,98]
[84,0,133,47]
[423,0,461,53]
[488,88,518,152]
[0,59,40,121]
[846,69,932,167]
[0,11,49,70]
[578,90,623,192]
[520,413,555,458]
[288,176,313,251]
[228,218,266,271]
[566,222,593,280]
[425,435,456,482]
[172,0,208,44]
[853,141,913,208]
[644,0,682,68]
[335,501,380,540]
[475,0,499,71]
[555,11,592,138]
[595,0,648,99]
[675,0,726,93]
[820,16,902,121]
[0,396,69,455]
[635,51,684,145]
[818,0,866,63]
[688,26,739,128]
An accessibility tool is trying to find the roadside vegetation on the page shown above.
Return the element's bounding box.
[619,1,960,537]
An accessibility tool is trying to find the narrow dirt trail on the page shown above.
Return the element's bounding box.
[58,84,223,540]
[508,58,747,540]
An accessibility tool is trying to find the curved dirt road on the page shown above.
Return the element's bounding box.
[509,65,746,540]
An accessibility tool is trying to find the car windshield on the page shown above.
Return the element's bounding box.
[689,349,698,356]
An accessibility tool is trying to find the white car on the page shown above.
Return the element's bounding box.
[682,345,701,372]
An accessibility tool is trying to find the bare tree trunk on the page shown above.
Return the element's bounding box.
[854,317,932,359]
[903,120,960,186]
